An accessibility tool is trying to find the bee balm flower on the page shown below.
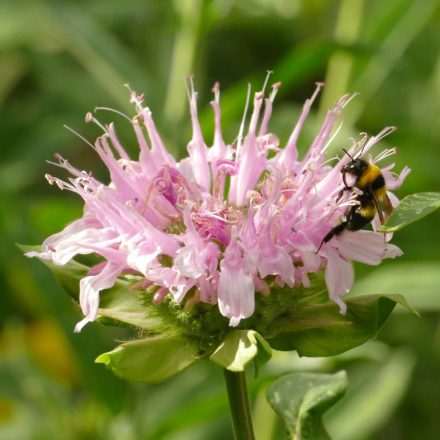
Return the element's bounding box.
[26,78,409,332]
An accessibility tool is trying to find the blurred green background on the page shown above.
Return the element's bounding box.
[1,0,439,438]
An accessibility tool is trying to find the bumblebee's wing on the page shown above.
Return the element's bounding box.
[371,191,385,224]
[371,190,393,225]
[382,191,394,218]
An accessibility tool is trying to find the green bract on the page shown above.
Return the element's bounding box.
[20,245,418,383]
[209,330,272,373]
[95,335,201,383]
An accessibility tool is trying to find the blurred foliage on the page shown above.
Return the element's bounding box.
[1,0,439,438]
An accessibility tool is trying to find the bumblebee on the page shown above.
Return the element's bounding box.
[318,151,393,251]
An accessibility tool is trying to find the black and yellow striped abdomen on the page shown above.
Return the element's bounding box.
[346,195,375,231]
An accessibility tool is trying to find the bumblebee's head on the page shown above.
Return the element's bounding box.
[341,158,368,177]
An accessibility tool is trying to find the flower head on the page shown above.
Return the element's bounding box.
[26,76,409,332]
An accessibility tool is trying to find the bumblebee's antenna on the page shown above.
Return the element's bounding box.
[342,148,354,160]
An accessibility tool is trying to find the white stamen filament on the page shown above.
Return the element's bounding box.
[373,147,397,163]
[85,112,108,134]
[261,70,273,95]
[236,83,252,158]
[95,106,132,123]
[64,125,95,149]
[321,121,344,154]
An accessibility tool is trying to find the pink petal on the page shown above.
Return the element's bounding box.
[75,262,123,332]
[337,230,402,265]
[26,219,118,266]
[218,231,255,326]
[258,244,295,287]
[324,248,353,314]
[218,266,255,327]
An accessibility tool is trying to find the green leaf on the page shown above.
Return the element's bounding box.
[379,192,440,232]
[95,335,200,383]
[267,371,348,440]
[349,262,440,311]
[209,330,272,373]
[268,294,417,357]
[20,244,161,330]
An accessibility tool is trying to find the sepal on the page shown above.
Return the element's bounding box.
[209,329,272,374]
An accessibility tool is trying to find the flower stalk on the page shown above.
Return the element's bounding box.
[223,369,256,440]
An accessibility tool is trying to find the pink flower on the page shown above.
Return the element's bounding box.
[218,227,255,326]
[26,77,408,330]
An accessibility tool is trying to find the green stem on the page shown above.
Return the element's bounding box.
[223,369,256,440]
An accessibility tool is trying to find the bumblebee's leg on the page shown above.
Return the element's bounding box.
[336,186,352,202]
[316,215,349,253]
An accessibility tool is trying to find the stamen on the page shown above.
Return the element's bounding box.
[64,125,95,149]
[94,106,132,123]
[334,92,359,112]
[362,126,397,155]
[339,134,367,162]
[85,112,109,135]
[312,82,325,101]
[322,121,343,154]
[376,126,397,142]
[236,83,252,158]
[321,154,340,167]
[46,153,84,178]
[44,174,76,192]
[261,70,273,95]
[373,147,397,163]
